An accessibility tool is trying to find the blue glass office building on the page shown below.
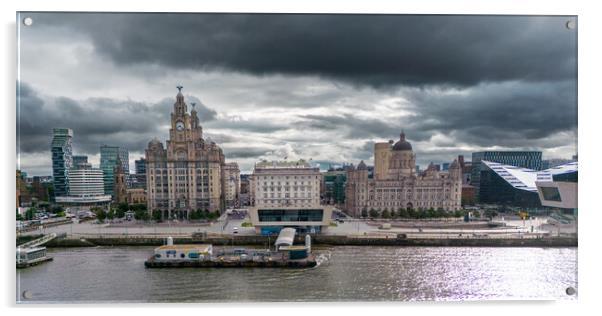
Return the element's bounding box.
[51,128,73,198]
[100,145,129,197]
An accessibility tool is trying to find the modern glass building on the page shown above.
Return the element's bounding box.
[322,170,346,205]
[478,160,577,208]
[72,155,88,167]
[51,128,73,198]
[100,145,129,197]
[471,151,542,201]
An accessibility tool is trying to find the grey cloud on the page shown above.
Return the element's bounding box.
[29,13,577,88]
[17,82,219,156]
[222,146,271,159]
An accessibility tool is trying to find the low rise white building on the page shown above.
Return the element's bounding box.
[55,163,111,208]
[248,160,332,235]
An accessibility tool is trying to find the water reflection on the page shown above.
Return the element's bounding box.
[17,246,577,302]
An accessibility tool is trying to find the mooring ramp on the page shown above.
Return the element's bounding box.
[18,233,58,249]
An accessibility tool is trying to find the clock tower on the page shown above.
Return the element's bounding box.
[146,86,225,220]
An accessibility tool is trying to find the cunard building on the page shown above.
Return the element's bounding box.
[146,86,226,219]
[345,131,462,217]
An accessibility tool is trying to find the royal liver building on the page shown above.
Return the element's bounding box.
[345,131,462,217]
[146,87,226,219]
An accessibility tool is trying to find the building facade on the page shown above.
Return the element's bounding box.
[55,162,111,209]
[222,162,241,208]
[239,174,251,206]
[248,160,333,235]
[51,128,73,198]
[100,145,129,197]
[345,132,462,217]
[145,87,226,219]
[132,158,147,189]
[471,151,542,201]
[321,170,347,206]
[72,155,88,167]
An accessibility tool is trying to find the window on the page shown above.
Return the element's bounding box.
[541,187,562,202]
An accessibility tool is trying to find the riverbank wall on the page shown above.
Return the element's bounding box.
[21,234,577,248]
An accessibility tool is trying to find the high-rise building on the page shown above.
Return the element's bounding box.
[133,158,147,189]
[73,155,88,167]
[248,159,333,235]
[56,162,111,208]
[345,131,462,216]
[51,128,73,198]
[222,162,241,208]
[145,86,226,219]
[471,151,542,201]
[322,170,347,206]
[100,145,129,197]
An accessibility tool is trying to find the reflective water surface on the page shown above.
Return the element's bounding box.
[17,246,577,302]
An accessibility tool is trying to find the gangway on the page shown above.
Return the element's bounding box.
[17,233,58,249]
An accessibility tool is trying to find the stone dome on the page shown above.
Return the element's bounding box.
[393,131,412,151]
[357,160,368,170]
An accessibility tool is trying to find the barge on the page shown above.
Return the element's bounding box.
[145,228,317,269]
[16,247,53,269]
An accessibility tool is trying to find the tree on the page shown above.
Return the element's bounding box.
[369,208,379,219]
[381,209,391,219]
[116,202,129,218]
[407,207,416,218]
[484,209,498,219]
[107,209,115,220]
[152,210,162,222]
[134,209,150,221]
[24,207,37,220]
[361,209,368,218]
[16,210,23,221]
[395,208,405,218]
[426,207,436,218]
[50,205,65,214]
[94,208,107,222]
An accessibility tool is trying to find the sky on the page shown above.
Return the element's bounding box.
[16,13,577,175]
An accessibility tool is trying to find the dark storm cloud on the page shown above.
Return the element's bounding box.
[222,146,271,159]
[299,80,576,149]
[17,82,220,155]
[34,13,576,87]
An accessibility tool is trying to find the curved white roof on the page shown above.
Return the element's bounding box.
[275,228,296,247]
[481,160,577,192]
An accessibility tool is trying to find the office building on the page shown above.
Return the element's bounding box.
[248,159,333,235]
[133,158,147,189]
[239,174,251,206]
[72,155,88,167]
[146,87,226,219]
[55,162,111,209]
[321,169,347,206]
[100,145,129,197]
[51,128,73,198]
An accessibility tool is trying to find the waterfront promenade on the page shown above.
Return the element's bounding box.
[17,214,577,248]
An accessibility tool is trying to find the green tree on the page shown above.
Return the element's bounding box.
[396,208,407,218]
[152,210,162,222]
[407,207,416,218]
[16,210,23,221]
[369,208,379,218]
[107,209,115,220]
[52,205,65,214]
[116,202,129,217]
[361,208,368,218]
[484,209,498,219]
[134,209,150,221]
[25,207,36,220]
[381,209,391,219]
[56,210,66,218]
[94,208,107,222]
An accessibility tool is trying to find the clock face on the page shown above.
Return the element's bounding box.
[176,121,185,131]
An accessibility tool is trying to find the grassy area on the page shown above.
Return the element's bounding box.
[241,222,253,227]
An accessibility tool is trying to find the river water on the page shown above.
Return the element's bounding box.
[16,246,577,302]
